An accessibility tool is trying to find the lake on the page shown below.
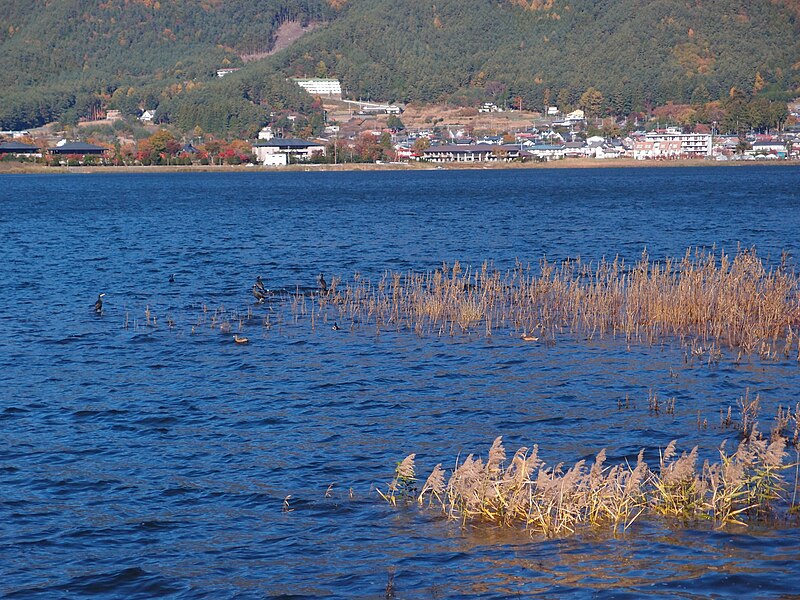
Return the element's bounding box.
[1,166,799,598]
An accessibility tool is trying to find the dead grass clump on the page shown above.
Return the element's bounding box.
[385,433,798,536]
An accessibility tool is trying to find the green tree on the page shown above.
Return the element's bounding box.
[579,87,605,118]
[387,114,405,131]
[413,137,431,156]
[148,129,179,158]
[690,85,711,106]
[556,89,572,113]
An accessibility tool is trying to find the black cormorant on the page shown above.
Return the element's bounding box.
[318,272,328,293]
[94,293,105,314]
[252,284,266,303]
[255,275,266,293]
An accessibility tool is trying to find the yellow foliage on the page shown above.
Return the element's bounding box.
[753,71,765,93]
[673,42,715,75]
[509,0,555,10]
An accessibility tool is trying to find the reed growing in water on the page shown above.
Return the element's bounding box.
[383,429,800,536]
[315,247,800,359]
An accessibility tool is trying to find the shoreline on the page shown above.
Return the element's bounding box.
[1,157,798,174]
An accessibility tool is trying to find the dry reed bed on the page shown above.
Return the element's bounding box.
[382,393,800,535]
[313,248,800,359]
[381,426,800,536]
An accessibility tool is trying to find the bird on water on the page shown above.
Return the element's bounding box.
[331,322,340,331]
[318,272,328,294]
[94,293,105,314]
[255,275,266,293]
[168,274,175,283]
[252,284,266,303]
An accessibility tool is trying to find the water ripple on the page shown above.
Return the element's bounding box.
[1,168,799,598]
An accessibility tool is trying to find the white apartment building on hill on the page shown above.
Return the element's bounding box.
[292,78,343,97]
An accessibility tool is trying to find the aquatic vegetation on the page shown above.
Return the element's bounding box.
[313,247,800,359]
[378,454,417,507]
[383,431,800,536]
[126,247,799,363]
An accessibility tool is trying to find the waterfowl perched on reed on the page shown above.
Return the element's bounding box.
[94,293,105,314]
[255,275,266,293]
[252,284,266,303]
[318,272,328,293]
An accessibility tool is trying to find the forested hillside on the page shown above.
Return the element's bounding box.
[255,0,800,111]
[0,0,335,131]
[1,0,798,134]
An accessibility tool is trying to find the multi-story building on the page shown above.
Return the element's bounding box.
[252,138,326,165]
[292,78,343,97]
[633,128,712,160]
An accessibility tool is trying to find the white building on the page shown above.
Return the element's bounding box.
[527,144,566,160]
[423,143,524,162]
[565,109,585,122]
[749,140,787,158]
[0,130,30,138]
[292,78,342,97]
[252,138,326,165]
[633,128,712,160]
[479,102,503,113]
[360,103,402,114]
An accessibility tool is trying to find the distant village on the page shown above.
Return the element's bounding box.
[2,78,800,167]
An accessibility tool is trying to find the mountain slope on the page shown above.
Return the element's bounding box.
[253,0,800,109]
[1,0,798,132]
[0,0,335,129]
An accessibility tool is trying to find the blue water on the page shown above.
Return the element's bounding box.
[1,166,799,598]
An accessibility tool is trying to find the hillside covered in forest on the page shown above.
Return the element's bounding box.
[2,0,799,134]
[0,0,335,131]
